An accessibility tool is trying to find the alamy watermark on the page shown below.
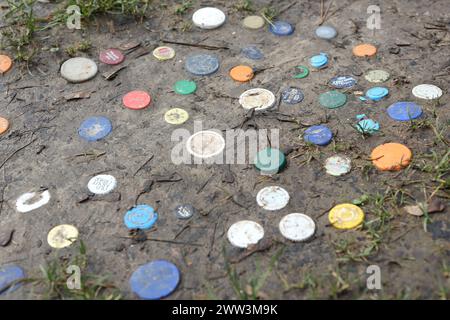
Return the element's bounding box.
[366,265,382,290]
[66,5,81,30]
[367,5,381,31]
[66,265,81,290]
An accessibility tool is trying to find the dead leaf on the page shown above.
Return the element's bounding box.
[0,229,14,247]
[428,198,446,213]
[403,205,424,216]
[64,91,91,101]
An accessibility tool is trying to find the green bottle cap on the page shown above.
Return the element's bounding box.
[254,148,287,175]
[174,80,197,95]
[319,91,347,109]
[293,65,309,79]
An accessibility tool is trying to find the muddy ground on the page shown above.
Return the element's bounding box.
[0,0,449,299]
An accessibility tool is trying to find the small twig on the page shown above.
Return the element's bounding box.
[0,138,37,170]
[161,39,229,50]
[133,155,154,177]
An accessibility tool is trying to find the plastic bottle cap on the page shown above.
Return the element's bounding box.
[269,21,294,36]
[387,101,423,121]
[0,117,10,135]
[371,143,412,171]
[174,204,196,219]
[129,260,180,300]
[239,88,275,111]
[293,65,309,79]
[356,118,379,134]
[0,265,25,295]
[186,130,225,159]
[47,224,79,249]
[243,16,265,29]
[122,91,151,110]
[16,190,50,213]
[365,70,390,83]
[227,220,264,248]
[329,204,365,229]
[412,84,443,100]
[229,65,254,82]
[319,91,347,109]
[164,108,189,125]
[254,148,287,175]
[279,213,316,242]
[60,57,98,83]
[185,54,220,76]
[87,174,117,195]
[174,80,197,95]
[124,205,158,230]
[353,44,377,57]
[315,25,337,39]
[282,87,304,104]
[304,125,333,146]
[152,46,175,61]
[310,54,328,68]
[324,155,351,176]
[256,186,290,211]
[241,46,264,60]
[192,7,226,29]
[99,48,125,65]
[78,116,112,141]
[329,75,356,89]
[0,55,13,74]
[366,87,389,101]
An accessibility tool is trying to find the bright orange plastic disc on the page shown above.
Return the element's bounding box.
[230,65,254,82]
[0,117,9,135]
[371,143,412,171]
[352,44,377,57]
[0,55,12,74]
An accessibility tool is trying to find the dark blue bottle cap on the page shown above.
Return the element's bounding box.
[304,125,333,146]
[78,116,112,142]
[129,260,180,300]
[329,75,357,89]
[387,102,423,121]
[269,21,294,36]
[282,87,304,104]
[0,265,25,295]
[124,204,158,230]
[185,54,219,76]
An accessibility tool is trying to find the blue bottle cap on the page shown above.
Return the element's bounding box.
[329,75,357,89]
[282,87,304,104]
[356,119,380,134]
[387,102,423,121]
[366,87,389,101]
[0,265,25,295]
[241,46,264,60]
[315,25,337,39]
[304,125,333,146]
[269,21,294,36]
[124,204,158,230]
[129,260,180,300]
[310,54,328,68]
[78,116,112,142]
[185,54,219,76]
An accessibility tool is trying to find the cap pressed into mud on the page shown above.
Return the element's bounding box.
[174,80,197,95]
[310,53,328,68]
[239,88,276,111]
[352,44,377,57]
[412,84,443,100]
[227,220,264,248]
[129,260,180,300]
[254,147,287,175]
[124,204,158,230]
[241,46,264,60]
[87,174,117,195]
[371,142,412,171]
[293,65,309,79]
[185,53,220,76]
[60,57,98,83]
[366,87,389,101]
[122,90,151,110]
[243,15,265,29]
[324,155,351,176]
[329,203,365,230]
[0,265,25,295]
[15,190,51,213]
[78,116,112,141]
[269,21,295,36]
[282,87,304,104]
[192,7,226,29]
[186,130,225,159]
[365,70,390,83]
[329,75,356,89]
[152,46,175,61]
[319,90,347,109]
[229,65,254,82]
[356,115,380,134]
[174,204,196,219]
[387,101,423,121]
[0,117,10,135]
[279,213,316,242]
[256,186,290,211]
[164,108,189,125]
[315,25,337,39]
[99,48,124,65]
[0,54,13,74]
[304,125,333,146]
[47,224,79,249]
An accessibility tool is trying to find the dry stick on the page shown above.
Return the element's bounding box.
[318,0,334,26]
[0,138,37,170]
[133,155,154,177]
[161,39,229,50]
